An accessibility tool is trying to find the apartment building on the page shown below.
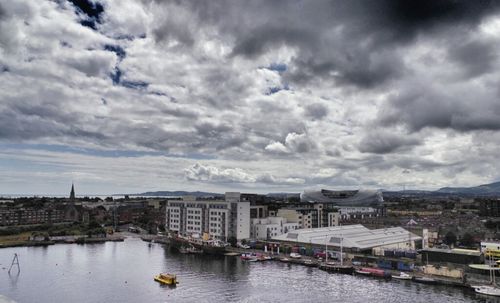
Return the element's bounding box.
[166,192,250,241]
[250,217,300,240]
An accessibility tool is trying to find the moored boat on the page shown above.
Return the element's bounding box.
[169,236,228,255]
[358,267,390,279]
[319,263,354,275]
[473,285,500,297]
[392,272,412,280]
[154,273,178,285]
[413,276,437,284]
[355,269,372,276]
[179,246,203,254]
[303,259,316,267]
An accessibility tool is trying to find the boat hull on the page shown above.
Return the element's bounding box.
[392,276,412,280]
[154,274,178,285]
[474,286,500,297]
[169,237,227,255]
[413,277,437,284]
[319,264,354,275]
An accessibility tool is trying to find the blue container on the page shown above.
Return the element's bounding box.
[397,261,414,271]
[377,259,393,270]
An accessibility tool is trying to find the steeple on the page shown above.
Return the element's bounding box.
[70,183,75,201]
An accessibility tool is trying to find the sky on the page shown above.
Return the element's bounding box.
[1,0,500,195]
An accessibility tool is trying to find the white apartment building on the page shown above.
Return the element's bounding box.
[166,192,250,241]
[338,206,377,220]
[250,217,300,240]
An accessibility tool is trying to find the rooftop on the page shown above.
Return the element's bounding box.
[272,224,421,250]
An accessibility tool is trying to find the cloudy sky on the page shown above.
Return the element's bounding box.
[1,0,500,195]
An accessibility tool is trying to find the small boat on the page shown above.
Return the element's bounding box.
[319,263,355,275]
[179,246,203,254]
[358,267,390,278]
[154,273,178,285]
[355,269,372,276]
[290,253,301,259]
[303,259,316,267]
[280,257,290,263]
[413,276,437,284]
[473,285,500,297]
[392,272,412,280]
[241,253,259,261]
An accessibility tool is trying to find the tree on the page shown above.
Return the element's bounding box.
[461,233,475,247]
[444,231,457,246]
[227,236,237,247]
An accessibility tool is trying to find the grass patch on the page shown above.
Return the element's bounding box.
[0,232,31,245]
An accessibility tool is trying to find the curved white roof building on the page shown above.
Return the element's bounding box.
[300,189,383,207]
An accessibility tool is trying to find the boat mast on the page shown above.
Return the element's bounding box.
[325,235,328,263]
[340,225,343,266]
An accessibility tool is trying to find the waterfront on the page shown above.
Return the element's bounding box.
[0,238,497,303]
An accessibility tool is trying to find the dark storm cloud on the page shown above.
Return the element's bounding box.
[0,3,6,19]
[378,86,500,132]
[157,0,500,88]
[358,130,421,154]
[380,0,500,31]
[449,39,498,78]
[231,26,314,58]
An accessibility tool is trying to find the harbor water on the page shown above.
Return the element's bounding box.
[0,238,497,303]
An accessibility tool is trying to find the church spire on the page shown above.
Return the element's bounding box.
[70,183,75,201]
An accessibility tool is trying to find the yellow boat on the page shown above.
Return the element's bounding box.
[154,273,178,285]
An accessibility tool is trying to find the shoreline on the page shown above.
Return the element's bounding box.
[0,236,125,249]
[140,235,475,291]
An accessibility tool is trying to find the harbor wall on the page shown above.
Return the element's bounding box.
[422,265,463,279]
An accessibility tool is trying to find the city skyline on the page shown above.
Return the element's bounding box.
[2,1,500,195]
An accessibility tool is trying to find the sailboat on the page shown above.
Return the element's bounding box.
[473,253,500,297]
[321,225,354,274]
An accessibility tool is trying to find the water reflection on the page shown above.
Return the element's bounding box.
[0,240,492,303]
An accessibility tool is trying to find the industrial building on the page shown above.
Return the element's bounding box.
[420,248,483,265]
[272,224,421,254]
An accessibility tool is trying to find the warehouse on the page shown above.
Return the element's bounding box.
[272,224,421,254]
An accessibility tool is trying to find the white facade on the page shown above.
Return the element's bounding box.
[236,201,250,240]
[251,217,300,240]
[166,192,250,241]
[338,206,377,220]
[277,209,314,229]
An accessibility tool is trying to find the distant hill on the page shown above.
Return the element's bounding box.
[436,181,500,195]
[128,191,223,197]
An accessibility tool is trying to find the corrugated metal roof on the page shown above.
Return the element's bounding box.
[273,224,421,250]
